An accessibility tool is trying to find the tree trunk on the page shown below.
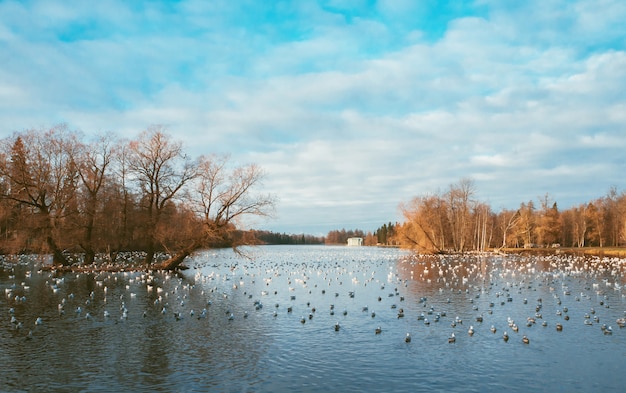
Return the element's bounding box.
[47,236,69,265]
[84,248,95,265]
[144,246,155,266]
[157,240,204,270]
[158,250,191,270]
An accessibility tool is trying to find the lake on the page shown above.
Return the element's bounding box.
[1,245,625,392]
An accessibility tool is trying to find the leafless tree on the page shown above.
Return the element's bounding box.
[158,154,275,270]
[0,125,78,264]
[127,126,198,265]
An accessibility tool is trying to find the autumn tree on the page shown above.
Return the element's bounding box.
[397,195,445,253]
[0,126,79,264]
[126,127,198,265]
[535,194,561,247]
[72,134,115,264]
[604,187,622,247]
[446,178,475,252]
[497,209,521,249]
[514,201,536,247]
[472,202,493,252]
[571,204,588,247]
[157,154,275,270]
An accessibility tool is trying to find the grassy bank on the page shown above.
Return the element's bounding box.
[500,246,626,258]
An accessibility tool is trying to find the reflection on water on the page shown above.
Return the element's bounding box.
[1,246,625,392]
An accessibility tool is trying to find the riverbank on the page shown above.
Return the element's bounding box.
[499,246,626,258]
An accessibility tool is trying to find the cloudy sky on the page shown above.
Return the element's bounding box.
[1,0,625,235]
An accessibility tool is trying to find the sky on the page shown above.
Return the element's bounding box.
[1,0,625,236]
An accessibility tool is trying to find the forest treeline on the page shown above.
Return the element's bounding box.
[324,224,398,246]
[250,226,397,246]
[250,230,324,245]
[0,125,275,269]
[393,178,626,253]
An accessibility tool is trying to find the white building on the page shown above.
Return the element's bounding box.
[347,237,363,246]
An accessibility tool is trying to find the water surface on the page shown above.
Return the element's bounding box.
[1,246,624,392]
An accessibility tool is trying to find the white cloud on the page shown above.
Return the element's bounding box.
[1,0,625,233]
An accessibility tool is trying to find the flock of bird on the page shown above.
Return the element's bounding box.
[2,250,626,349]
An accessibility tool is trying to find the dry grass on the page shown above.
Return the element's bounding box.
[500,246,626,258]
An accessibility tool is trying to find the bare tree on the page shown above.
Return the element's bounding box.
[158,154,275,270]
[497,209,521,249]
[397,195,444,253]
[72,134,115,264]
[446,178,475,252]
[0,126,78,264]
[472,202,492,252]
[127,126,198,265]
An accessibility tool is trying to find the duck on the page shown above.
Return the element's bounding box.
[405,333,411,343]
[503,331,509,342]
[490,325,497,334]
[375,326,382,334]
[522,335,530,344]
[334,322,340,331]
[556,323,563,331]
[35,317,43,326]
[468,326,474,336]
[448,332,456,343]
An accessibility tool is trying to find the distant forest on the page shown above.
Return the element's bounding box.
[394,178,626,253]
[258,178,626,255]
[253,224,398,247]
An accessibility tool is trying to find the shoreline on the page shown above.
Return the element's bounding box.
[497,246,626,258]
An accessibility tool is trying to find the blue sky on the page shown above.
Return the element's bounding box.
[1,0,625,235]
